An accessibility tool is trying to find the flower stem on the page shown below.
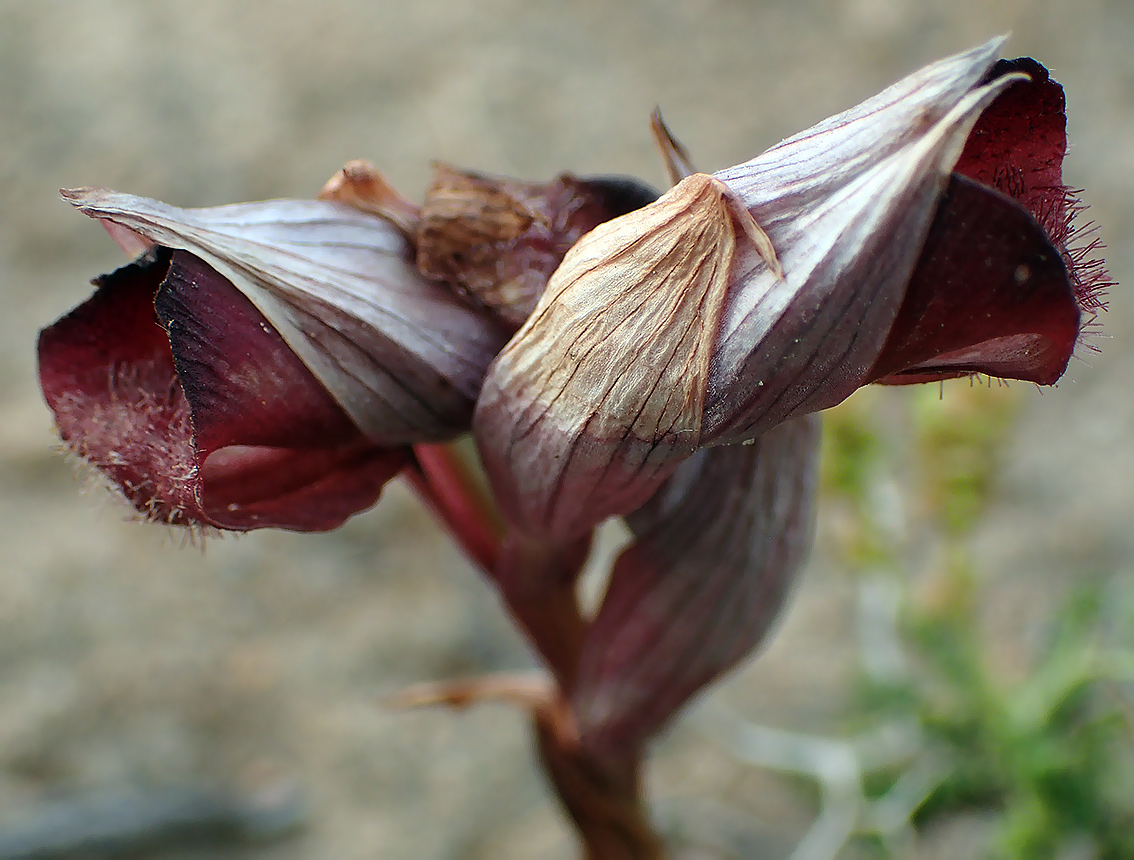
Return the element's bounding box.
[494,538,664,857]
[493,532,592,695]
[534,696,663,860]
[405,445,663,857]
[391,674,664,859]
[406,442,504,572]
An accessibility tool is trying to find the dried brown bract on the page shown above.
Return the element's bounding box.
[415,164,660,329]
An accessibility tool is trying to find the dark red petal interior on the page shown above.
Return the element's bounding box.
[958,58,1067,226]
[37,251,203,522]
[40,251,175,405]
[155,250,406,530]
[959,57,1109,313]
[868,174,1081,385]
[156,251,369,452]
[198,444,406,531]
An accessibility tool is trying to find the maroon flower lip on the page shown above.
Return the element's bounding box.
[38,248,408,531]
[869,57,1109,386]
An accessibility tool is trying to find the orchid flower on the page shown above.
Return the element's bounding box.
[38,193,507,530]
[474,39,1108,542]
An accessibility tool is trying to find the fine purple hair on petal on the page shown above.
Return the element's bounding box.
[38,249,407,531]
[957,57,1110,315]
[870,58,1111,385]
[39,251,194,520]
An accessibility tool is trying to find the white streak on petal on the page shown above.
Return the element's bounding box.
[715,37,1007,220]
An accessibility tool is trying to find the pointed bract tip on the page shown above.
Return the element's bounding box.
[60,187,98,205]
[650,108,698,186]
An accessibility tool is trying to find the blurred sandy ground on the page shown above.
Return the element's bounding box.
[0,1,1130,858]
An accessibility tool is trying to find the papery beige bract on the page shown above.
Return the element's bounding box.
[475,173,778,539]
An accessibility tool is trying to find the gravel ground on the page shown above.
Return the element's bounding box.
[1,2,1130,858]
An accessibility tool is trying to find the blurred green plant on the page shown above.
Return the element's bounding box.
[821,383,1134,859]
